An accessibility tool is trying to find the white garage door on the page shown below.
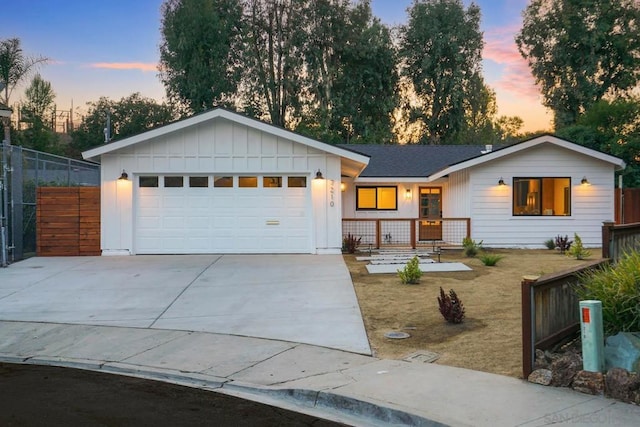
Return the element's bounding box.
[134,175,311,254]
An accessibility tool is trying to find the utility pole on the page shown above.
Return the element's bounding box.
[0,102,11,267]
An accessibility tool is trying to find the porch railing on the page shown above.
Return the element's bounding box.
[342,218,470,249]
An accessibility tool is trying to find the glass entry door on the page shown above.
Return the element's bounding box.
[419,187,442,240]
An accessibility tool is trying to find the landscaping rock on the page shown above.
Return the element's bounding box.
[605,332,640,373]
[534,349,549,369]
[550,351,582,387]
[528,369,553,385]
[572,370,605,395]
[605,367,640,404]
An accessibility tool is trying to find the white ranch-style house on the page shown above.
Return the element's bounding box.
[83,108,625,255]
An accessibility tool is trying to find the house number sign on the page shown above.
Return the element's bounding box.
[329,180,335,208]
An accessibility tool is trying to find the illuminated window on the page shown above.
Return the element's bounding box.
[238,176,258,188]
[356,186,397,210]
[513,178,571,216]
[287,177,307,188]
[214,176,233,188]
[263,177,282,188]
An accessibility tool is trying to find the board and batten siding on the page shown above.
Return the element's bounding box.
[99,117,342,254]
[443,169,470,218]
[468,144,615,247]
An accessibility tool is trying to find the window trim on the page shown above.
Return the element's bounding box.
[512,177,572,217]
[356,186,398,211]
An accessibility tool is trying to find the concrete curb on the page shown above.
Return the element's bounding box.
[0,356,443,427]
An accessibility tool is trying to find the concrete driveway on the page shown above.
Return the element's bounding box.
[0,255,371,355]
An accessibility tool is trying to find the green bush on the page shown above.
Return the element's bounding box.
[462,237,483,257]
[479,253,504,266]
[566,233,591,260]
[544,238,556,250]
[397,255,422,285]
[576,251,640,335]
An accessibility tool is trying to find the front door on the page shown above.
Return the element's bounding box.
[419,187,442,241]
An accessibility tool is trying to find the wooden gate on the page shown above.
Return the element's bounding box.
[36,187,100,256]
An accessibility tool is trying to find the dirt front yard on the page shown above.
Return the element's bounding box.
[345,249,598,378]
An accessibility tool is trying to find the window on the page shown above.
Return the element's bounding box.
[139,176,158,188]
[238,176,258,188]
[164,176,183,188]
[513,177,571,216]
[356,186,397,210]
[189,176,208,187]
[214,176,233,188]
[287,176,307,188]
[263,176,282,188]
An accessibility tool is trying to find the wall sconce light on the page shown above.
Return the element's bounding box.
[498,177,505,186]
[341,182,346,192]
[314,169,324,180]
[581,176,591,186]
[405,188,412,200]
[118,169,129,180]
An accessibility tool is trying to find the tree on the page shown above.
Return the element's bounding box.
[400,0,484,144]
[159,0,243,114]
[22,73,55,125]
[241,0,306,127]
[516,0,640,129]
[69,93,176,158]
[556,98,640,187]
[16,73,59,153]
[0,38,48,107]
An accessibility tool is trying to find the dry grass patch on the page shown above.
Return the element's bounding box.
[346,249,599,378]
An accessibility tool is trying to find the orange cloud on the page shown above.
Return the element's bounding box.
[89,62,158,72]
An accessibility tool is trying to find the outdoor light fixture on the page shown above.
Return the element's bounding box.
[581,176,591,186]
[314,169,324,180]
[498,177,505,186]
[118,169,129,180]
[341,182,346,192]
[405,188,412,200]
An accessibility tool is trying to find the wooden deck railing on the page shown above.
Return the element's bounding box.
[521,259,609,379]
[342,218,470,249]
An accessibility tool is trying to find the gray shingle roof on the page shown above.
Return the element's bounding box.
[337,144,488,178]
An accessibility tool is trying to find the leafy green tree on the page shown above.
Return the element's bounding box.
[556,98,640,187]
[0,38,48,107]
[516,0,640,129]
[21,73,55,125]
[159,0,243,114]
[69,93,176,158]
[493,115,524,144]
[16,73,60,153]
[400,0,484,144]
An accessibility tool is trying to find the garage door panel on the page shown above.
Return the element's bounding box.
[135,174,311,254]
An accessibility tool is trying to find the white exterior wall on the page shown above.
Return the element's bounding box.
[443,170,470,217]
[468,144,615,247]
[100,117,343,255]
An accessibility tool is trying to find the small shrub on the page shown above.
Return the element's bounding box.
[479,253,504,266]
[576,250,640,335]
[555,234,573,254]
[438,287,465,323]
[342,233,361,254]
[544,238,556,250]
[567,233,591,260]
[462,237,483,257]
[397,255,422,284]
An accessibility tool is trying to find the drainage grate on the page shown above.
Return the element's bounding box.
[403,351,440,363]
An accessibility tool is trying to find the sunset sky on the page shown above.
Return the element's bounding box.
[2,0,553,132]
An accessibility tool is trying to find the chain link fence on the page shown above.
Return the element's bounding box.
[1,143,100,265]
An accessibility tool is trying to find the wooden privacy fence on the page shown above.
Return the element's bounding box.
[521,259,609,379]
[36,187,100,256]
[602,221,640,262]
[615,188,640,224]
